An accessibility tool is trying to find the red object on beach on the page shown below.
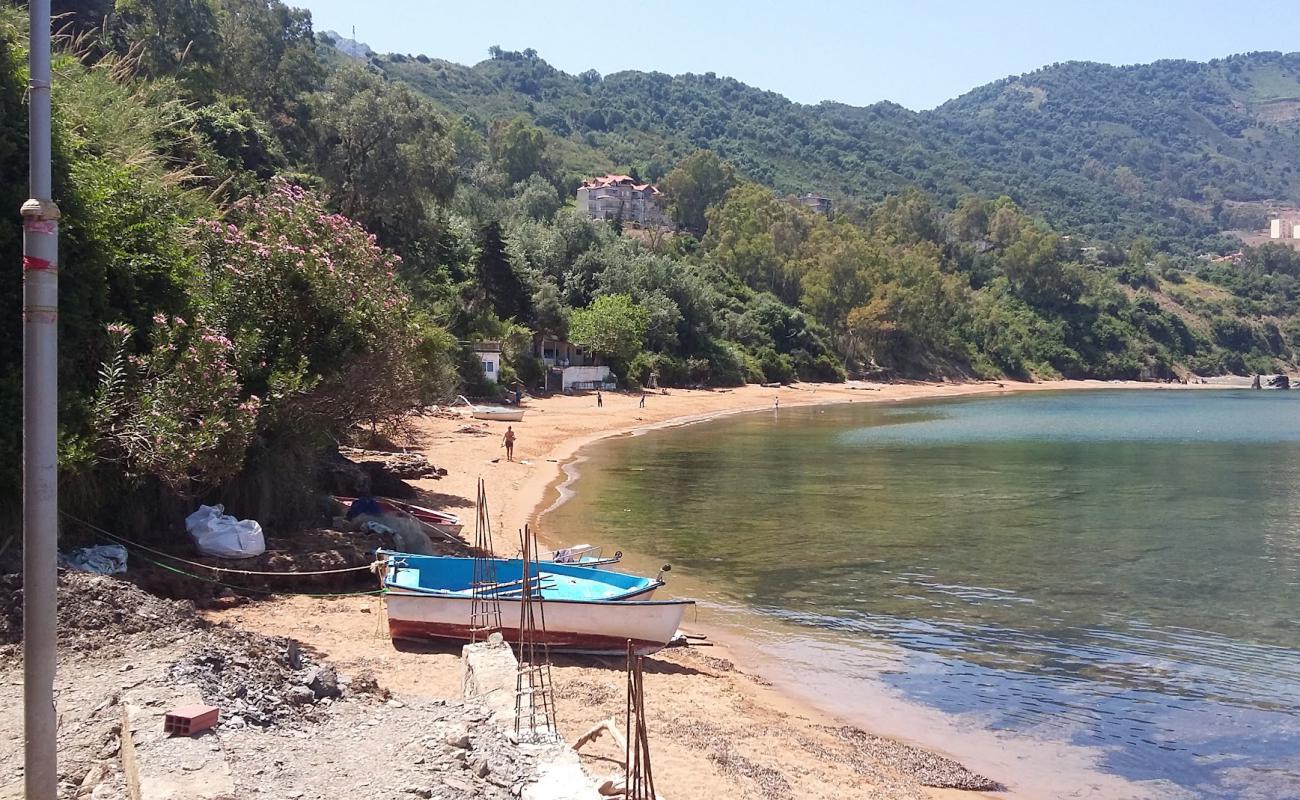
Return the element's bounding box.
[163,704,220,736]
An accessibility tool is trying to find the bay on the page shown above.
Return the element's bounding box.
[543,389,1300,799]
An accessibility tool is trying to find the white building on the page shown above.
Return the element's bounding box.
[1269,218,1300,239]
[471,341,502,383]
[575,174,668,228]
[533,334,613,392]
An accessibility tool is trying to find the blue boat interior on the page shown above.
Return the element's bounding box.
[379,551,656,601]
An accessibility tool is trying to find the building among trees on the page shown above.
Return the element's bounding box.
[797,193,833,216]
[1269,218,1300,239]
[575,174,669,228]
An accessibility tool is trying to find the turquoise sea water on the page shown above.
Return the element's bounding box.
[544,390,1300,799]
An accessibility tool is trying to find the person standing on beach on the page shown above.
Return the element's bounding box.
[639,392,646,409]
[503,426,516,462]
[597,389,603,408]
[774,396,779,410]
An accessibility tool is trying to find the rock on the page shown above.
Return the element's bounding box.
[306,665,341,699]
[404,787,432,798]
[446,733,471,749]
[287,685,316,706]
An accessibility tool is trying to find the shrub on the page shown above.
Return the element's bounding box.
[755,347,795,383]
[193,180,454,431]
[92,320,260,497]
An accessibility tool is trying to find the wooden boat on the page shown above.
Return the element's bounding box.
[381,553,659,600]
[452,395,525,422]
[333,496,463,540]
[379,552,693,654]
[470,406,525,422]
[539,543,622,567]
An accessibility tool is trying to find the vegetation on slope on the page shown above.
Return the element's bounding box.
[2,3,1299,539]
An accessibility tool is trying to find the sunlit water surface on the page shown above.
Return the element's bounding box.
[544,390,1300,799]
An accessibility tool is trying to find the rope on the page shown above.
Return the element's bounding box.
[129,550,384,598]
[59,511,377,577]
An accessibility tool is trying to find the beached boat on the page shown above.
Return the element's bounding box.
[539,543,622,567]
[452,395,525,422]
[379,552,692,654]
[470,406,525,422]
[333,496,463,540]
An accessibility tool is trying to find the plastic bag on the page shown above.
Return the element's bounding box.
[184,504,266,559]
[59,544,128,575]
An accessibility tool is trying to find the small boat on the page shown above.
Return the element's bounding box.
[470,406,525,422]
[379,552,692,654]
[334,496,463,541]
[453,395,525,422]
[540,543,622,567]
[382,553,659,600]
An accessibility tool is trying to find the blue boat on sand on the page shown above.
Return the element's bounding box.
[378,551,693,655]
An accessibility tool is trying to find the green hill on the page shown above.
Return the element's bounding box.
[370,47,1300,251]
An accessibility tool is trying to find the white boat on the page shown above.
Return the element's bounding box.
[470,406,524,422]
[379,553,692,655]
[453,395,525,422]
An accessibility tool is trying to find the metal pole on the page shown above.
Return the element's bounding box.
[22,0,60,797]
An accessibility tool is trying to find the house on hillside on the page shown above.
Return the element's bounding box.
[575,174,669,228]
[1270,218,1300,239]
[797,193,833,216]
[533,334,614,392]
[471,341,502,383]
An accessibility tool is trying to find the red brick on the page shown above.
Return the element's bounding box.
[163,704,220,737]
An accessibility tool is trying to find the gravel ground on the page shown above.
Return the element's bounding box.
[831,726,1003,791]
[0,573,551,800]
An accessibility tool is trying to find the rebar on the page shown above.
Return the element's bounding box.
[469,478,502,641]
[624,639,657,800]
[514,525,558,742]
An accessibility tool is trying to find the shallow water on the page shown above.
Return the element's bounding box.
[544,390,1300,799]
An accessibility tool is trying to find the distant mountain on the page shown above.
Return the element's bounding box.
[351,44,1300,251]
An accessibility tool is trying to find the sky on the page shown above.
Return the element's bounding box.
[293,1,1300,110]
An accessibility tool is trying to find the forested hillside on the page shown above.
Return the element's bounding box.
[377,47,1300,251]
[3,1,1300,538]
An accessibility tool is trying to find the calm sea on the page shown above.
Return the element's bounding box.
[543,390,1300,799]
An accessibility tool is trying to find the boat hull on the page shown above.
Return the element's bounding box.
[384,591,691,655]
[471,409,525,422]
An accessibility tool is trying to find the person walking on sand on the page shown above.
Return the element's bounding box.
[597,389,603,408]
[774,396,779,410]
[502,426,516,462]
[639,392,646,409]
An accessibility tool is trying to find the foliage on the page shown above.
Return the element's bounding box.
[91,319,259,496]
[192,179,453,432]
[309,65,457,252]
[568,294,650,365]
[663,150,737,235]
[489,115,551,183]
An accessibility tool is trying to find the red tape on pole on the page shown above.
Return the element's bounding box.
[22,255,53,271]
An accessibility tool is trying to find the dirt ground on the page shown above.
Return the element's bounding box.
[0,574,549,800]
[208,594,997,800]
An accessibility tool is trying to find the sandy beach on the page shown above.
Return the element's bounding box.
[213,379,1213,799]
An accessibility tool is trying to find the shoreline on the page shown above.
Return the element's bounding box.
[215,379,1223,800]
[455,378,1213,798]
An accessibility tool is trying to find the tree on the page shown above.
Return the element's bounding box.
[475,220,531,321]
[113,0,222,93]
[211,0,322,147]
[662,150,737,235]
[489,115,550,183]
[569,294,649,365]
[531,281,569,339]
[310,66,457,251]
